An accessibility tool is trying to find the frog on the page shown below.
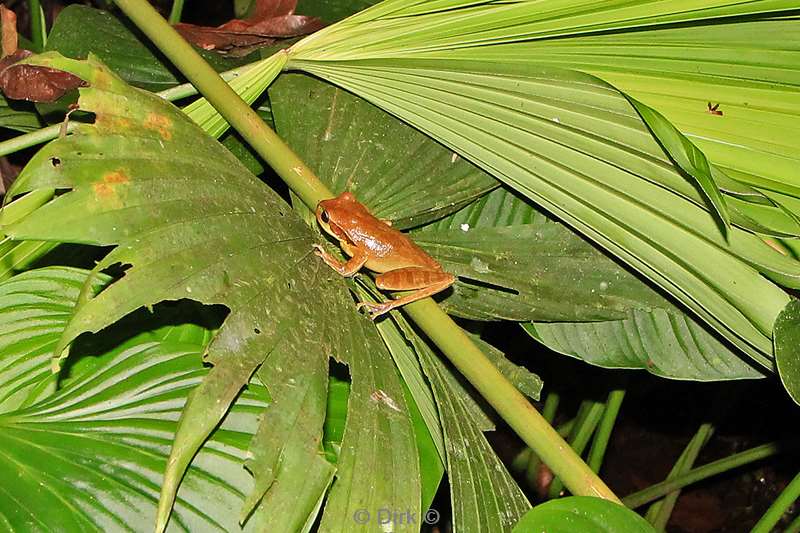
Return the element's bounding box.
[313,191,455,317]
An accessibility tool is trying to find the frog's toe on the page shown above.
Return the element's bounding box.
[356,301,389,319]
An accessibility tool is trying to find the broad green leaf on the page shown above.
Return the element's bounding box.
[46,5,253,92]
[383,304,539,527]
[367,286,445,459]
[270,73,497,229]
[774,299,800,405]
[60,299,223,388]
[184,55,285,139]
[0,191,59,280]
[415,186,764,379]
[470,333,542,401]
[266,70,760,382]
[239,285,419,533]
[414,187,670,322]
[0,239,57,281]
[240,330,335,530]
[266,65,766,379]
[353,2,800,212]
[0,341,267,532]
[627,97,731,229]
[0,267,268,531]
[0,267,108,413]
[45,4,277,173]
[323,375,349,461]
[523,309,763,381]
[4,54,419,531]
[627,97,800,238]
[403,380,445,513]
[0,95,42,132]
[512,497,655,533]
[297,0,381,23]
[314,308,419,533]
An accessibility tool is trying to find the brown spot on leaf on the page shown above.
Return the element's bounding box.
[97,116,132,131]
[174,0,324,57]
[93,181,114,200]
[104,170,129,184]
[92,170,130,204]
[143,112,173,140]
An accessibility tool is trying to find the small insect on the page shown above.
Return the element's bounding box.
[314,191,455,318]
[370,389,402,413]
[707,102,723,116]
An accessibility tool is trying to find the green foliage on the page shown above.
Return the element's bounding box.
[0,95,42,132]
[286,0,800,391]
[270,73,497,228]
[45,4,275,174]
[2,0,800,530]
[401,314,533,531]
[0,267,266,531]
[270,71,766,381]
[513,497,656,533]
[0,267,108,412]
[46,5,253,92]
[4,54,420,530]
[775,300,800,405]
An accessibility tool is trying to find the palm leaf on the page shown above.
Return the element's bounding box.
[268,70,760,379]
[279,0,800,377]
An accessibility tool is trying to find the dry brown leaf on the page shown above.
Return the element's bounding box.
[175,0,324,57]
[1,6,18,57]
[0,50,86,103]
[0,6,86,103]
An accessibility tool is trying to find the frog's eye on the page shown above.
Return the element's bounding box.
[320,210,330,223]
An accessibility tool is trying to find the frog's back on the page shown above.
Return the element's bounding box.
[348,217,440,273]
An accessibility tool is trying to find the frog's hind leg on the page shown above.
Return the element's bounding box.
[357,267,455,318]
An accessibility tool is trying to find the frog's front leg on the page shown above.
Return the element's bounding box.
[357,267,455,318]
[313,244,368,277]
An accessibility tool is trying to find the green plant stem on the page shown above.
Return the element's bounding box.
[157,67,246,101]
[587,389,625,473]
[27,0,45,50]
[623,441,786,509]
[0,123,72,157]
[406,299,619,501]
[557,418,575,438]
[548,400,605,498]
[113,0,328,208]
[521,392,560,487]
[541,392,560,424]
[751,469,800,533]
[645,422,714,530]
[111,0,620,505]
[786,512,800,533]
[167,0,184,24]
